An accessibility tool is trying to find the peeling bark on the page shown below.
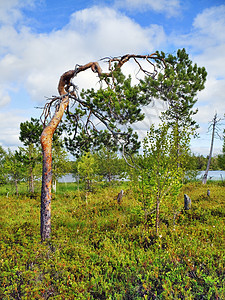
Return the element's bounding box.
[40,70,74,241]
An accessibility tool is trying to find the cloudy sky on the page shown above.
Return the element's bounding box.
[0,0,225,155]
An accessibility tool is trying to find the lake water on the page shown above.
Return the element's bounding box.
[197,170,225,181]
[59,170,225,183]
[58,174,76,183]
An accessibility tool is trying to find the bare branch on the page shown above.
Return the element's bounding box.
[42,53,165,124]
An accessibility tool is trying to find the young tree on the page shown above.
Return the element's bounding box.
[4,150,26,195]
[95,147,121,182]
[133,123,185,235]
[40,53,166,241]
[16,146,42,193]
[77,152,97,191]
[19,118,43,193]
[52,143,71,192]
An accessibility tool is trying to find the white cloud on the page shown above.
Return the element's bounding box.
[115,0,182,17]
[192,7,225,127]
[0,6,166,104]
[0,110,26,147]
[0,88,11,107]
[172,5,225,50]
[0,0,37,25]
[193,5,225,46]
[68,7,166,56]
[170,5,225,130]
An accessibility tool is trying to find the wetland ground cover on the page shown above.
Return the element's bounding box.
[0,181,224,299]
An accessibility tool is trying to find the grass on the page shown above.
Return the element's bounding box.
[0,181,224,299]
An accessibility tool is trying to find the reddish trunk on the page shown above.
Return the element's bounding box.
[40,70,75,241]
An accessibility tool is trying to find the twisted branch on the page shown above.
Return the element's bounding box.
[41,53,165,125]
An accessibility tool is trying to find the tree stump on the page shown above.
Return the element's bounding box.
[117,190,124,204]
[184,194,191,210]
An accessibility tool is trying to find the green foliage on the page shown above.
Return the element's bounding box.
[77,152,99,191]
[0,182,224,299]
[62,68,145,157]
[131,123,185,234]
[95,147,125,182]
[4,149,26,194]
[19,117,43,146]
[57,49,207,160]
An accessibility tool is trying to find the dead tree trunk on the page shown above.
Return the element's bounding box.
[202,113,219,184]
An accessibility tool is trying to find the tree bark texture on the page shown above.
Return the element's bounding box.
[40,70,74,241]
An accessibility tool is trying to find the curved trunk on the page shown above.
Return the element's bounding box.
[40,70,75,241]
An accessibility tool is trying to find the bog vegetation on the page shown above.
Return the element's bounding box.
[0,181,225,299]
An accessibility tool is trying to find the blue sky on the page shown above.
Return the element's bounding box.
[0,0,225,155]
